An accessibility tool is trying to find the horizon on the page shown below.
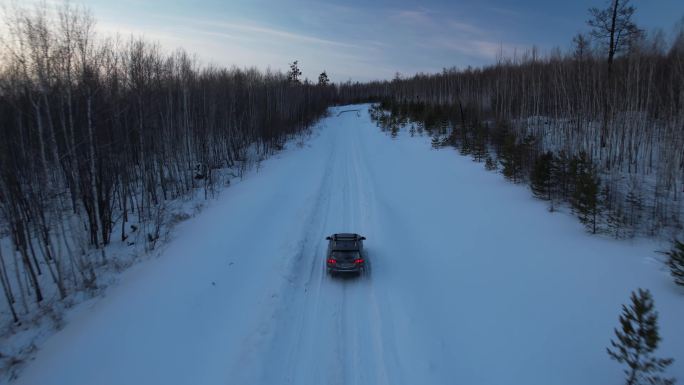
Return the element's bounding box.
[8,0,684,82]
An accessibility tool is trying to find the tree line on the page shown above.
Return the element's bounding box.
[349,2,683,243]
[0,3,335,325]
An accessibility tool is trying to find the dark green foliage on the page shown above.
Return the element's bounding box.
[288,60,302,83]
[317,71,329,86]
[571,152,601,233]
[625,179,643,233]
[530,151,554,201]
[665,239,684,286]
[485,156,497,171]
[605,204,628,239]
[552,150,572,200]
[499,131,523,183]
[520,134,539,172]
[607,289,674,385]
[371,101,668,237]
[602,184,628,239]
[460,133,472,155]
[391,123,400,138]
[471,123,489,162]
[439,118,449,135]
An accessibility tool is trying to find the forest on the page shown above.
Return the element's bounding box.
[1,1,683,374]
[0,3,335,328]
[342,10,684,241]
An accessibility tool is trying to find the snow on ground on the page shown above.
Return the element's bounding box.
[9,104,683,385]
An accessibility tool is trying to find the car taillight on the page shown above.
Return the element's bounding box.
[354,258,364,264]
[327,258,337,264]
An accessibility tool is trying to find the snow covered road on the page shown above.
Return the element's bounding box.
[14,104,683,385]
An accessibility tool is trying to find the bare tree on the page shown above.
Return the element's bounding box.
[587,0,643,147]
[0,3,336,330]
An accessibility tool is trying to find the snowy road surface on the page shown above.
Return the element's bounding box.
[14,105,683,385]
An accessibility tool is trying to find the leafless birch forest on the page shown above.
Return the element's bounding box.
[0,3,334,333]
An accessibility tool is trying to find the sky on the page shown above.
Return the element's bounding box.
[9,0,684,81]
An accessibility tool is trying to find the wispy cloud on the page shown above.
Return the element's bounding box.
[190,19,361,49]
[388,8,433,26]
[436,39,517,59]
[486,6,522,18]
[446,20,485,35]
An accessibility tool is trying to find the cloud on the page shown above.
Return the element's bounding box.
[446,20,485,35]
[161,16,361,50]
[436,39,518,60]
[215,22,356,48]
[486,6,522,18]
[389,8,432,26]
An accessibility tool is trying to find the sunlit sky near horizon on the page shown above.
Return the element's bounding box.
[7,0,684,82]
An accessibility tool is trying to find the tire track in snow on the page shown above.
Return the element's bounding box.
[347,116,404,385]
[226,127,339,384]
[228,107,409,385]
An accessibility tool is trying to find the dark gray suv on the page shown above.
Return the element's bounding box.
[325,233,367,277]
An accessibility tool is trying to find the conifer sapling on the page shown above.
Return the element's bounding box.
[607,288,674,385]
[665,239,684,287]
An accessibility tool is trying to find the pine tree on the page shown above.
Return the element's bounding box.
[439,118,449,135]
[530,151,554,201]
[499,132,522,183]
[439,136,450,147]
[665,239,684,287]
[553,150,571,200]
[571,152,601,233]
[602,184,628,239]
[431,136,440,149]
[607,289,674,385]
[391,122,399,138]
[625,177,643,234]
[288,60,302,83]
[485,155,497,171]
[472,126,488,162]
[460,133,472,155]
[317,71,329,86]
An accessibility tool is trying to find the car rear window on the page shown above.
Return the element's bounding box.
[333,240,357,248]
[333,251,360,262]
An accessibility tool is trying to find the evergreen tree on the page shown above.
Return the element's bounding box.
[485,155,497,171]
[317,71,330,86]
[499,132,523,183]
[431,136,440,149]
[390,121,399,138]
[439,118,449,135]
[607,289,674,385]
[553,150,571,200]
[602,184,628,239]
[472,125,488,162]
[571,152,601,233]
[288,60,302,83]
[665,239,684,287]
[460,132,472,155]
[530,151,554,201]
[625,177,644,234]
